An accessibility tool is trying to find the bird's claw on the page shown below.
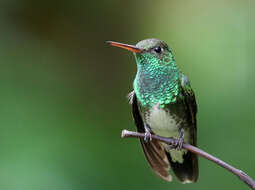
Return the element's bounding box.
[176,137,184,150]
[144,130,152,142]
[144,123,152,142]
[168,138,183,150]
[169,129,184,150]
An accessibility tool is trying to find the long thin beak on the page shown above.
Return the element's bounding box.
[106,41,143,53]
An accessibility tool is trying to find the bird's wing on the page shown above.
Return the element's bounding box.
[180,73,197,135]
[173,73,198,182]
[129,91,172,182]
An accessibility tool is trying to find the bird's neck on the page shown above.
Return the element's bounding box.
[134,62,180,108]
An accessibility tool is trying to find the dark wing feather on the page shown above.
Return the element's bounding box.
[129,91,172,182]
[170,73,199,183]
[180,74,197,144]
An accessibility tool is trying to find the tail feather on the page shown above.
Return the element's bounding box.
[140,139,172,182]
[166,150,198,183]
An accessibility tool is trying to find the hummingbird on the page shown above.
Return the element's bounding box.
[107,39,198,183]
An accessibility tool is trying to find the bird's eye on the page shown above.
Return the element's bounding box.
[154,46,162,53]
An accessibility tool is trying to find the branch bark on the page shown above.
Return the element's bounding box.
[121,129,255,190]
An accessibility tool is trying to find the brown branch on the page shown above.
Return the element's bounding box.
[121,129,255,190]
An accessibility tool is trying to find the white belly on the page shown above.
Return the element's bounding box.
[147,104,180,137]
[146,104,189,163]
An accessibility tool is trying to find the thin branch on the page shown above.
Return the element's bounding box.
[121,129,255,190]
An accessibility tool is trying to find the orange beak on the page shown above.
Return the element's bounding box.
[106,41,143,53]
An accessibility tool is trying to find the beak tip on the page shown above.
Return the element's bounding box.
[106,41,112,45]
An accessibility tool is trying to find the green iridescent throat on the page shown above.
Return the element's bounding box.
[133,52,180,108]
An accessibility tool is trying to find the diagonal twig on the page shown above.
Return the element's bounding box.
[121,129,255,190]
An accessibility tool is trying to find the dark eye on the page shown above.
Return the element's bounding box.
[154,46,162,53]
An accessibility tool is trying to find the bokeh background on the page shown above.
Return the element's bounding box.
[0,0,254,189]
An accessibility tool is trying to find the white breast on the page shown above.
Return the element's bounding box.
[147,104,180,138]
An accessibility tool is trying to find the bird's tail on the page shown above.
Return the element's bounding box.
[166,150,198,183]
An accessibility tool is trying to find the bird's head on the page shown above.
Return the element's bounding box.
[107,38,174,68]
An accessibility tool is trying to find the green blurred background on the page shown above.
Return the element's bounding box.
[0,0,254,189]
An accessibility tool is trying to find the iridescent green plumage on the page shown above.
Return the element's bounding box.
[133,39,179,107]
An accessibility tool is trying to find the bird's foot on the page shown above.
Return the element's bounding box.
[169,129,184,150]
[144,124,152,142]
